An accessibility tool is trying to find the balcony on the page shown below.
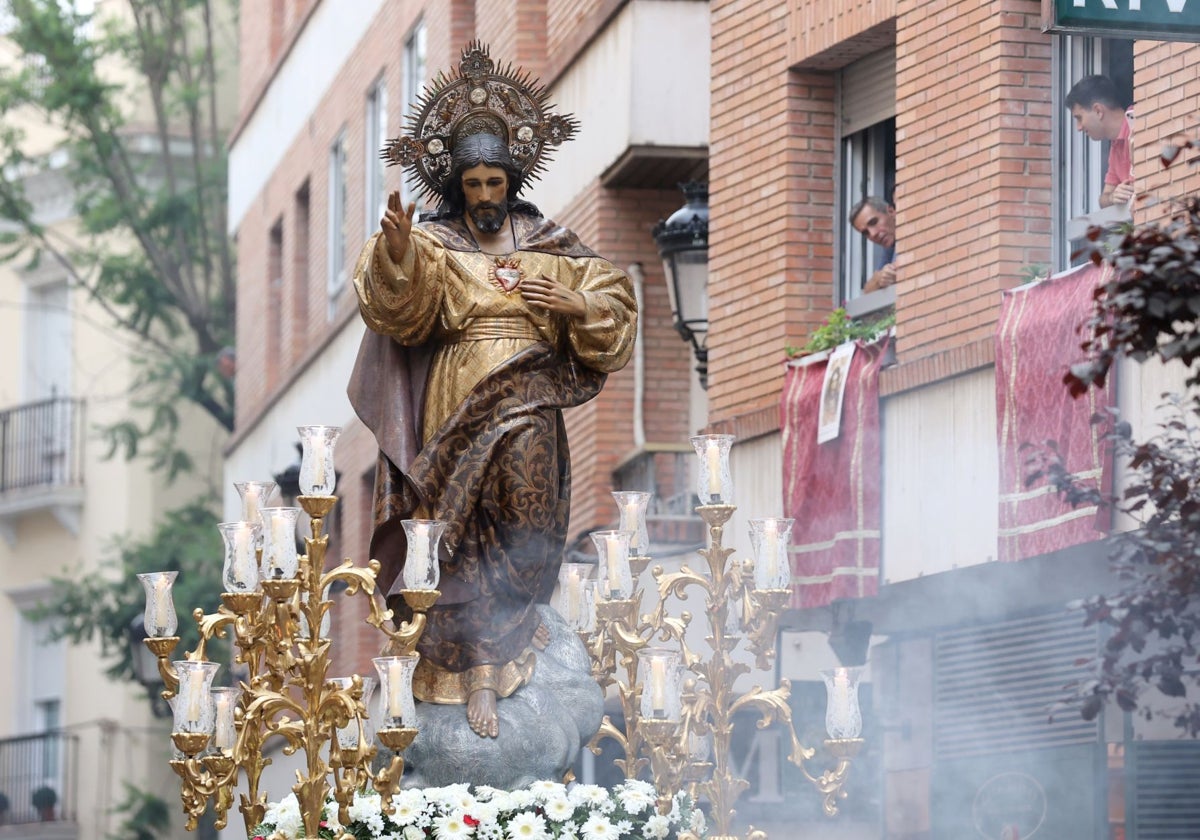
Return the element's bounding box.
[0,730,80,838]
[0,397,85,545]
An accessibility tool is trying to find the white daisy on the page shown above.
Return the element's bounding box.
[644,814,671,839]
[505,811,550,840]
[580,813,618,840]
[403,827,426,840]
[433,811,476,840]
[528,780,566,802]
[542,797,575,822]
[569,785,611,811]
[615,784,655,815]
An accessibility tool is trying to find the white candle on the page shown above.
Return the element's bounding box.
[270,517,289,575]
[185,675,203,722]
[410,523,430,580]
[311,437,327,491]
[623,501,641,551]
[605,534,622,597]
[763,520,779,585]
[153,576,171,634]
[213,694,236,749]
[233,526,252,586]
[387,659,404,720]
[705,440,722,497]
[650,658,667,713]
[567,571,582,623]
[241,488,263,524]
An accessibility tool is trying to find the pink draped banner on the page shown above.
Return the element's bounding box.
[781,336,890,609]
[996,262,1114,563]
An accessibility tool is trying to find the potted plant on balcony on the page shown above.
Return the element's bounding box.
[31,786,56,822]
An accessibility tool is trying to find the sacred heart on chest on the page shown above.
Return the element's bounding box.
[490,256,525,293]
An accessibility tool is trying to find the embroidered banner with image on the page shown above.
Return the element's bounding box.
[782,335,890,609]
[996,262,1114,563]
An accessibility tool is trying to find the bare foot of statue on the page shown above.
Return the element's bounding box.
[533,621,551,650]
[467,688,500,738]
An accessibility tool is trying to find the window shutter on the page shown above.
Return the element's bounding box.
[840,47,896,136]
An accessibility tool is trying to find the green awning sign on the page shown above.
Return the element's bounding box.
[1044,0,1200,40]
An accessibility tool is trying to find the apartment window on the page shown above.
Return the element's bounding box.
[365,76,388,233]
[402,21,427,209]
[1053,36,1134,270]
[837,48,897,307]
[327,131,348,311]
[292,181,311,355]
[24,280,71,401]
[17,609,65,735]
[267,219,283,384]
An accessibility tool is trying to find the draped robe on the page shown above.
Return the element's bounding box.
[347,211,636,701]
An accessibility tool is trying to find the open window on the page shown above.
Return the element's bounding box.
[837,48,896,314]
[1053,35,1134,270]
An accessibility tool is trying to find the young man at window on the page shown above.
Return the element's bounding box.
[849,196,897,293]
[1066,75,1134,209]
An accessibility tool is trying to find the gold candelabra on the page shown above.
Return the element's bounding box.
[136,427,443,839]
[577,435,865,839]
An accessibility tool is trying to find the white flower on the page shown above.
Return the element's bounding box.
[433,811,476,840]
[542,796,575,823]
[264,794,303,839]
[403,828,425,840]
[644,814,671,839]
[528,780,566,802]
[569,785,611,811]
[503,788,535,811]
[688,806,707,835]
[580,813,618,840]
[558,826,579,840]
[505,811,549,840]
[349,792,383,824]
[390,789,427,826]
[471,800,500,826]
[615,784,655,815]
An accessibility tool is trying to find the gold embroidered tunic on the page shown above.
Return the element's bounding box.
[353,225,637,443]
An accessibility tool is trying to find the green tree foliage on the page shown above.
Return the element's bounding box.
[27,499,228,688]
[1036,189,1200,736]
[106,784,171,840]
[0,0,235,478]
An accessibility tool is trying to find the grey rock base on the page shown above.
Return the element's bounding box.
[399,604,603,790]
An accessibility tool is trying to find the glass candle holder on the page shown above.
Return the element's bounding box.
[328,676,377,750]
[218,521,261,593]
[297,425,341,496]
[690,434,734,505]
[259,507,301,580]
[612,491,651,556]
[638,647,683,722]
[821,666,865,739]
[210,687,241,752]
[234,481,277,546]
[172,660,221,735]
[373,654,419,729]
[401,519,447,590]
[591,530,634,601]
[137,571,179,638]
[557,562,596,631]
[749,517,794,590]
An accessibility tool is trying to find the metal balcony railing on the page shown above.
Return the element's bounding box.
[0,397,85,495]
[0,730,79,825]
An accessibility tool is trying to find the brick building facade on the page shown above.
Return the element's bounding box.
[225,0,1200,836]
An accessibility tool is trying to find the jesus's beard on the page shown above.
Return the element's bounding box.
[469,201,508,234]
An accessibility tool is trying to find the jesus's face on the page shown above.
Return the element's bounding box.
[462,163,509,234]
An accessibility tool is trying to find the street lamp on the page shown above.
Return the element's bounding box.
[653,181,710,388]
[127,615,172,718]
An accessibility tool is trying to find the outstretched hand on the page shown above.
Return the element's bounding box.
[379,190,416,264]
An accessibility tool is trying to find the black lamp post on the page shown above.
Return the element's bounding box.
[127,615,172,718]
[653,181,710,388]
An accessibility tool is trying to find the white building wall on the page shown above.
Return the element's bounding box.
[526,0,710,218]
[227,0,388,233]
[881,368,1000,583]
